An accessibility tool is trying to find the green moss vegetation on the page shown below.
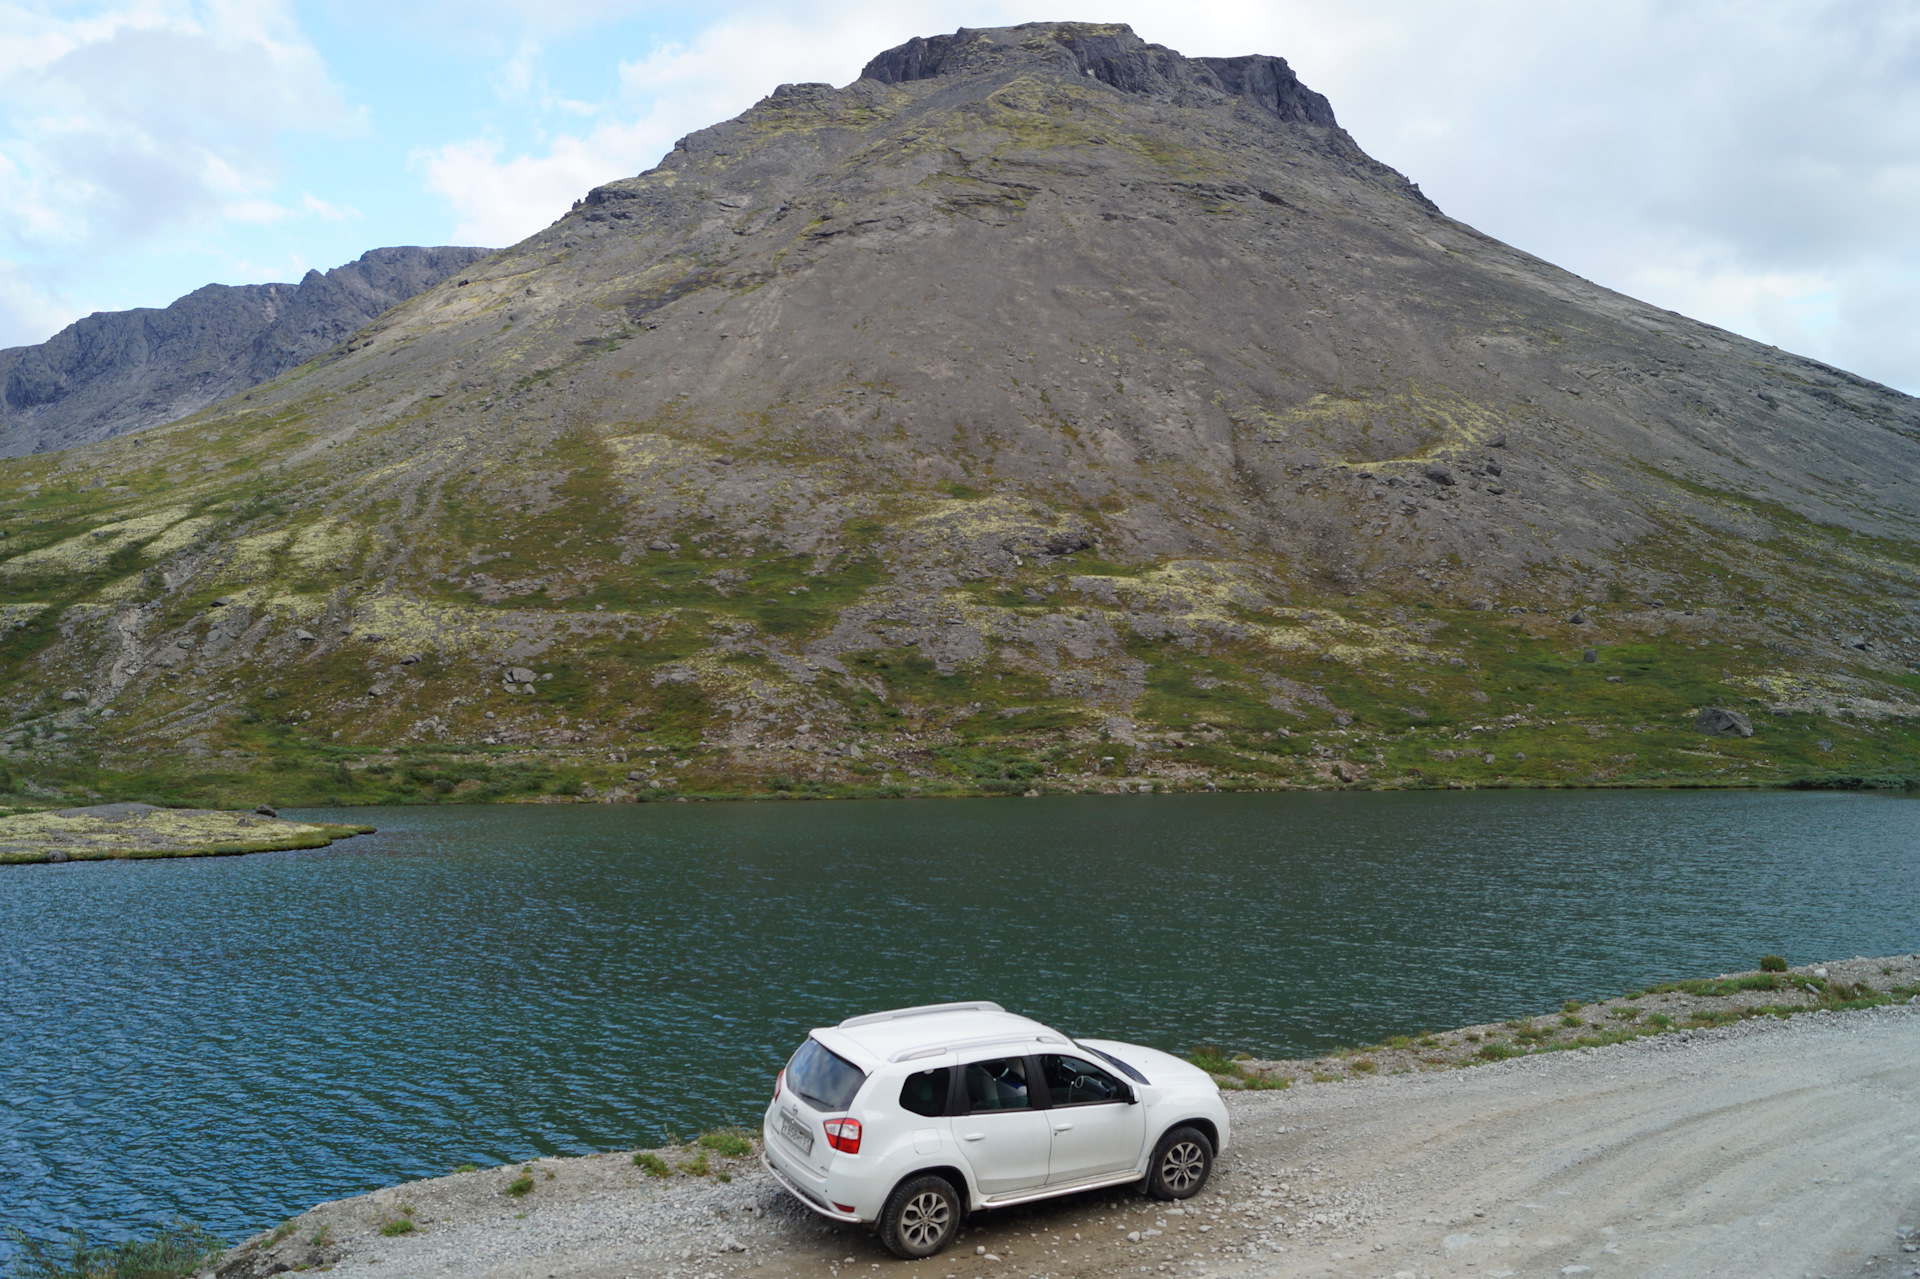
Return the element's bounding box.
[1185,1046,1292,1090]
[1,401,1916,810]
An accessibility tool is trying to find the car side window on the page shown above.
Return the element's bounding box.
[963,1057,1031,1112]
[1040,1054,1126,1106]
[899,1067,951,1118]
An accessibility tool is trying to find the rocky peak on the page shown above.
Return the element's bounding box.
[860,21,1337,125]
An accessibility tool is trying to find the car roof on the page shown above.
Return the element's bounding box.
[811,1002,1071,1069]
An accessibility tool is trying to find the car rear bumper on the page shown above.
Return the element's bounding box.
[763,1150,863,1223]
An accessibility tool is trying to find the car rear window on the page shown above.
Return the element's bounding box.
[786,1038,866,1112]
[899,1067,951,1117]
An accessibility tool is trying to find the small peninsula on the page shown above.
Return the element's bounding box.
[0,801,373,864]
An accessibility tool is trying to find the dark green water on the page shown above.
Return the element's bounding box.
[2,789,1917,1260]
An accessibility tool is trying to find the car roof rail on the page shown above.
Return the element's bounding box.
[838,1001,1008,1028]
[890,1032,1071,1063]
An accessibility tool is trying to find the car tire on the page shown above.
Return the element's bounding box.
[879,1174,962,1259]
[1146,1125,1213,1200]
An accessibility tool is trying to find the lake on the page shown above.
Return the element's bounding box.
[1,789,1916,1258]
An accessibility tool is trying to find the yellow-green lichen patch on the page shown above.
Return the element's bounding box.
[0,602,52,630]
[91,574,148,603]
[1066,564,1426,667]
[1730,670,1920,720]
[352,594,596,660]
[141,515,220,559]
[0,505,195,577]
[603,431,722,479]
[1252,383,1520,468]
[218,530,293,581]
[265,593,329,620]
[290,519,363,571]
[0,803,375,864]
[906,494,1087,566]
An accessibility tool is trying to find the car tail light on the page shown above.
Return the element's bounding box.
[773,1070,784,1102]
[823,1117,862,1154]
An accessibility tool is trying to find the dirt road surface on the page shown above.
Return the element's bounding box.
[220,1003,1920,1279]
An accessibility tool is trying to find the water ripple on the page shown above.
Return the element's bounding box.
[1,789,1915,1259]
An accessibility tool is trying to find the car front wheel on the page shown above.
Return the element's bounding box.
[1146,1125,1213,1199]
[879,1174,961,1259]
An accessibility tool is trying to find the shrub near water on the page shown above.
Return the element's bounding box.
[4,1220,222,1279]
[1760,954,1789,972]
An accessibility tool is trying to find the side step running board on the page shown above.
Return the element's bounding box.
[982,1170,1145,1207]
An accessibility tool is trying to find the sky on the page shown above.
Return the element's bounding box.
[3,1,1917,394]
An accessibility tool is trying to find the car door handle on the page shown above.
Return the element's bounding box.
[962,1133,985,1142]
[1052,1123,1074,1133]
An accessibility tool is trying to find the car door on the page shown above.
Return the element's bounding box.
[955,1054,1049,1194]
[1038,1053,1145,1184]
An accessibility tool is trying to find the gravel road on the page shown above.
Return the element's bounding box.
[217,1002,1920,1279]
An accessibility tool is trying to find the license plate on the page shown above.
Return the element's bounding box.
[780,1109,814,1155]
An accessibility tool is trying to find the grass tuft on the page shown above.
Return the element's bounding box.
[697,1127,754,1159]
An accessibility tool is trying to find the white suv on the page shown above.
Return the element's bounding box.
[761,1002,1229,1258]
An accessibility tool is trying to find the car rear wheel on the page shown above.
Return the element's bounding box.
[879,1174,961,1259]
[1146,1125,1213,1199]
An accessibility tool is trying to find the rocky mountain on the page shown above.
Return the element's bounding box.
[0,21,1914,806]
[0,246,494,458]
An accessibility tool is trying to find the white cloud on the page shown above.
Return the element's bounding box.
[1103,0,1920,390]
[402,2,1920,388]
[8,0,1916,394]
[0,0,356,346]
[415,130,648,247]
[0,258,82,345]
[299,191,360,221]
[413,3,1015,247]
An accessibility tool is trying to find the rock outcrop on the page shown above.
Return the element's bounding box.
[0,246,494,457]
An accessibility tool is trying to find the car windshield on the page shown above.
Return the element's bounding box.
[786,1038,866,1112]
[1077,1043,1150,1085]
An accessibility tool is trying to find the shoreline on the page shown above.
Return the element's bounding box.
[199,951,1920,1279]
[1224,950,1920,1086]
[7,782,1906,865]
[15,772,1919,816]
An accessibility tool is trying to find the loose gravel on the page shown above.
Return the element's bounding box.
[210,961,1920,1279]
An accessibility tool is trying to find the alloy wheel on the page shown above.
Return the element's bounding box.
[900,1190,952,1249]
[1160,1140,1206,1193]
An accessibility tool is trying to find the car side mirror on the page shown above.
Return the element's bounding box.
[1125,1083,1140,1105]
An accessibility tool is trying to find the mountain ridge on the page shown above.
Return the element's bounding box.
[0,20,1914,807]
[0,245,494,458]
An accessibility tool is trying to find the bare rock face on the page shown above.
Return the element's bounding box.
[0,246,494,457]
[862,25,1340,127]
[1696,707,1755,737]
